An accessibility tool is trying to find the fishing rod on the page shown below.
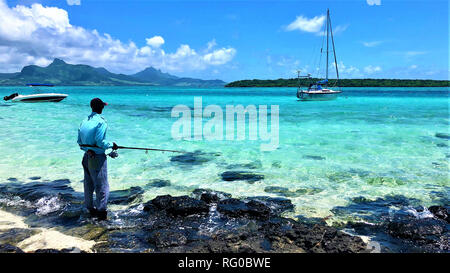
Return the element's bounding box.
[116,146,185,154]
[79,144,186,159]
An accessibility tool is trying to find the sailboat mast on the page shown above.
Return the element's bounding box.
[326,8,329,82]
[329,10,340,86]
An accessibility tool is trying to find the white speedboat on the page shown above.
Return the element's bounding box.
[4,93,68,103]
[296,9,342,101]
[3,84,68,103]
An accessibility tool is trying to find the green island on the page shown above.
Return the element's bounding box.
[225,78,450,88]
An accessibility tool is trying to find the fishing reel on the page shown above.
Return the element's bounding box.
[108,150,119,159]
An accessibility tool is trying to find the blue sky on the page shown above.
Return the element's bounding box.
[0,0,448,81]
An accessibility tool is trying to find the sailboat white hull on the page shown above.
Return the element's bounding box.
[297,89,341,101]
[295,9,342,102]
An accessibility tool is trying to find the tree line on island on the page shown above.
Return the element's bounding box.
[225,78,449,87]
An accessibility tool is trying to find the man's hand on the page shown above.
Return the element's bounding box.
[112,142,119,150]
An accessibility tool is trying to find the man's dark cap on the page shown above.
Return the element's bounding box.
[90,98,108,108]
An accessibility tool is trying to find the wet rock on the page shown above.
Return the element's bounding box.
[217,198,271,219]
[264,186,291,196]
[29,176,41,180]
[348,168,371,178]
[67,224,108,241]
[303,155,325,160]
[191,188,232,204]
[145,195,209,216]
[34,247,86,253]
[332,195,423,223]
[0,243,24,253]
[386,218,446,241]
[245,196,294,215]
[145,179,171,188]
[220,171,264,183]
[326,171,354,183]
[428,206,449,223]
[0,179,79,202]
[227,160,262,170]
[435,133,450,140]
[148,229,187,248]
[0,228,40,245]
[58,204,85,221]
[271,161,281,168]
[109,186,144,205]
[260,218,366,253]
[295,188,323,195]
[93,229,152,253]
[170,150,216,165]
[365,176,407,186]
[436,143,448,148]
[264,186,322,197]
[33,248,63,253]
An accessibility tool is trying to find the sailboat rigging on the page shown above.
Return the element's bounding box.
[297,9,342,101]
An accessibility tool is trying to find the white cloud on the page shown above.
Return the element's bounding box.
[0,0,236,74]
[333,62,361,78]
[367,0,381,6]
[364,65,382,74]
[285,15,326,33]
[333,24,348,35]
[203,47,236,65]
[316,24,348,36]
[362,41,382,47]
[206,39,217,51]
[67,0,81,6]
[146,35,164,48]
[405,51,428,57]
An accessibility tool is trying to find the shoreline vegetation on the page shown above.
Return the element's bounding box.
[225,78,450,88]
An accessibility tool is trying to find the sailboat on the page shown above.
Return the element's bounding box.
[297,9,341,101]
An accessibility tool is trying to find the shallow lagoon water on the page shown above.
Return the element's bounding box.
[0,86,448,223]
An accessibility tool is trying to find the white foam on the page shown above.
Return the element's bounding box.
[406,207,434,219]
[35,196,65,216]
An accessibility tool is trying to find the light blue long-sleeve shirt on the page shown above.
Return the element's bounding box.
[77,112,112,154]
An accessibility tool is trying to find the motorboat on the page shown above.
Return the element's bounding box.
[3,84,68,103]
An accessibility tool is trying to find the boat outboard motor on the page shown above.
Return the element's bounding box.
[3,93,18,101]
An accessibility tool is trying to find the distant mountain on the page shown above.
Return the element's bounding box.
[0,59,226,87]
[132,67,179,84]
[131,67,225,87]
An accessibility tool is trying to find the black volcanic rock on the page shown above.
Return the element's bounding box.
[428,206,449,223]
[217,198,271,219]
[435,133,450,140]
[0,244,24,253]
[109,186,144,205]
[386,218,446,241]
[192,188,232,204]
[220,171,264,183]
[145,195,209,216]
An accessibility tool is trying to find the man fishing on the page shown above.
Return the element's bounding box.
[77,98,118,220]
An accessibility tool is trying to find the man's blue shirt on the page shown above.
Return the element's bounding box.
[77,112,112,154]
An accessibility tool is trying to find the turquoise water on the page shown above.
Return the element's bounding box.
[0,86,448,222]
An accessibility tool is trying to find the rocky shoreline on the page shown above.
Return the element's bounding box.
[0,179,448,253]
